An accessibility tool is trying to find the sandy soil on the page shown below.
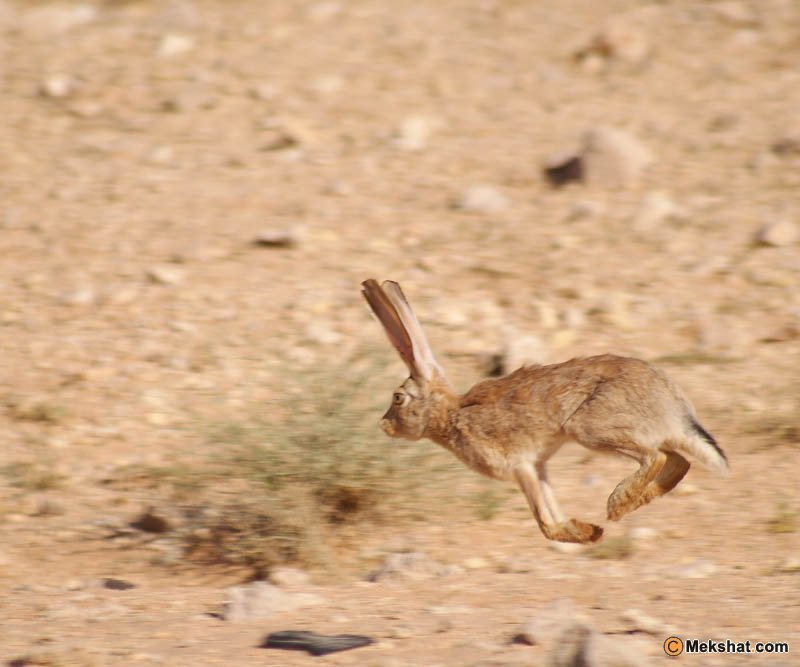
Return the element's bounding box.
[1,1,799,665]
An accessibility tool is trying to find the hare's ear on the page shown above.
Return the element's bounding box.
[362,279,437,381]
[380,280,443,380]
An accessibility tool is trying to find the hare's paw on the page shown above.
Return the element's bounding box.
[546,519,604,544]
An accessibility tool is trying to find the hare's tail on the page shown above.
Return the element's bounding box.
[678,417,729,473]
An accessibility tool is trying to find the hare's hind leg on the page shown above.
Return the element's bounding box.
[613,451,690,518]
[514,463,603,544]
[606,451,668,521]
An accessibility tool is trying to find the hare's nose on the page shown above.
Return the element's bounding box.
[380,419,395,436]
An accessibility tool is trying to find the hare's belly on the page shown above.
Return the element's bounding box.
[445,438,523,482]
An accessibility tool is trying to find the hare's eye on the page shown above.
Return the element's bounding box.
[393,392,405,405]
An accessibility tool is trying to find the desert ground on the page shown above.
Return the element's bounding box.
[0,0,799,665]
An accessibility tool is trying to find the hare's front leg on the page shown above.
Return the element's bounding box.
[514,462,603,544]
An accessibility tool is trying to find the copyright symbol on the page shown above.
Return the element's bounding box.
[664,636,684,657]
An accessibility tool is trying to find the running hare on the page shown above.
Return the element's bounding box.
[362,279,728,544]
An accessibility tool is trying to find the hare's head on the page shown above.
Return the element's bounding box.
[380,376,429,439]
[362,279,453,441]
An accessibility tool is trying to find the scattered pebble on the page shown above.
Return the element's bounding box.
[40,74,74,99]
[632,191,681,232]
[253,228,301,248]
[367,551,459,582]
[621,608,676,635]
[778,556,800,573]
[545,127,653,188]
[158,33,195,57]
[393,116,436,152]
[581,126,655,188]
[575,21,650,66]
[269,567,310,588]
[59,287,95,306]
[129,509,171,534]
[457,185,509,214]
[755,218,798,247]
[103,578,136,591]
[671,559,717,579]
[462,556,489,570]
[514,598,581,646]
[147,265,185,286]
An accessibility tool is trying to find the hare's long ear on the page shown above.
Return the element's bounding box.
[380,280,444,380]
[362,279,437,381]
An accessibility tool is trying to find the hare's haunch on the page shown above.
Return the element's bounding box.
[362,279,728,544]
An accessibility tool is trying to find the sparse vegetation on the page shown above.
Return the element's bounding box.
[1,461,64,491]
[473,483,505,521]
[139,356,458,577]
[766,503,799,534]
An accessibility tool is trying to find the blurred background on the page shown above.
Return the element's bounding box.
[1,0,798,664]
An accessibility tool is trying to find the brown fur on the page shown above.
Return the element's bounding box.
[363,279,728,544]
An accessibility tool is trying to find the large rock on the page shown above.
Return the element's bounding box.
[549,622,651,667]
[224,581,323,621]
[581,126,655,188]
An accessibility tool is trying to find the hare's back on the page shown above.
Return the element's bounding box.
[462,354,686,427]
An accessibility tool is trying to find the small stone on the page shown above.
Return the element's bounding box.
[224,582,323,621]
[103,578,136,591]
[367,551,453,582]
[778,557,800,573]
[269,567,310,588]
[457,185,509,214]
[147,265,185,285]
[621,608,676,635]
[394,116,435,152]
[544,151,583,187]
[568,199,605,221]
[304,321,341,346]
[158,33,195,57]
[514,599,582,646]
[60,287,95,306]
[130,509,171,534]
[259,118,315,151]
[462,557,489,570]
[41,74,75,99]
[148,145,175,165]
[755,219,799,247]
[64,579,84,591]
[253,228,301,248]
[581,126,655,188]
[632,191,681,232]
[672,559,717,579]
[576,21,650,66]
[772,133,800,156]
